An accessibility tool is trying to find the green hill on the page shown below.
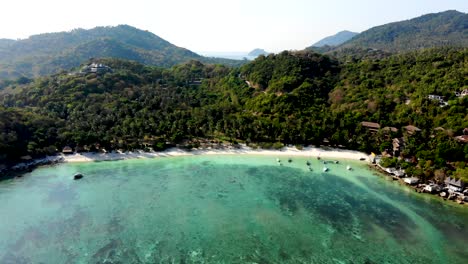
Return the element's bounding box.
[339,10,468,52]
[0,25,242,79]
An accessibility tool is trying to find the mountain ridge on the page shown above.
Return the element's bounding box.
[0,25,242,79]
[338,10,468,52]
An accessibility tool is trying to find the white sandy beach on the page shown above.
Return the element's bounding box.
[59,145,370,163]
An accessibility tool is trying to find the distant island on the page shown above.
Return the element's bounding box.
[248,48,269,57]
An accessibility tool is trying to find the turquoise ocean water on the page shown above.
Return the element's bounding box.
[1,155,468,263]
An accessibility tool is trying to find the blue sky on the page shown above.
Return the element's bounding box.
[1,0,467,52]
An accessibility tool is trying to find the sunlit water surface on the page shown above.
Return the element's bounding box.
[1,155,468,263]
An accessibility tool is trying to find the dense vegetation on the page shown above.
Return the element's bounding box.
[0,25,243,79]
[0,48,467,181]
[340,10,468,52]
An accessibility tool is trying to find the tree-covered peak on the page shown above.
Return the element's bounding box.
[339,10,468,53]
[240,50,339,94]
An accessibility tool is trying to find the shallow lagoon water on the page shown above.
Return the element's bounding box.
[1,155,468,263]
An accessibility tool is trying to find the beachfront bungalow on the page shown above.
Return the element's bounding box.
[361,121,380,133]
[393,169,405,177]
[403,177,419,185]
[445,177,465,192]
[403,125,421,135]
[424,184,442,193]
[62,146,73,154]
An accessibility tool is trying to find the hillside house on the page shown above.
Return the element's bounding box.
[188,78,203,85]
[403,125,421,135]
[427,95,448,107]
[428,94,444,101]
[445,177,465,192]
[81,63,112,74]
[361,121,380,132]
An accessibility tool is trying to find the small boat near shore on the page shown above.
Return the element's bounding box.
[347,165,352,171]
[73,173,84,180]
[323,167,328,172]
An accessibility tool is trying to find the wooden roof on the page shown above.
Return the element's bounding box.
[404,125,421,132]
[62,146,73,153]
[361,121,381,129]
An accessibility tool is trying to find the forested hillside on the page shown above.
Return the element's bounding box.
[1,49,467,179]
[339,10,468,53]
[0,25,243,79]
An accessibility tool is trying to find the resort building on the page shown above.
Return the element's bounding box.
[80,63,112,74]
[403,177,419,185]
[403,125,421,135]
[424,184,442,193]
[445,177,465,192]
[62,146,73,154]
[360,121,380,133]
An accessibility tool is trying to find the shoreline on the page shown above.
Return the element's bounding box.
[58,145,370,163]
[3,145,466,207]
